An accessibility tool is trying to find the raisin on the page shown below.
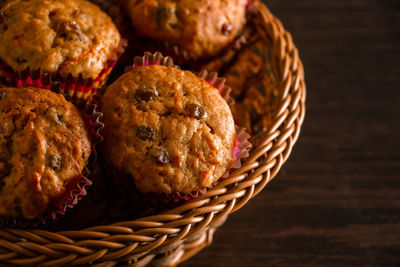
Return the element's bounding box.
[222,23,234,36]
[0,91,6,100]
[49,10,58,19]
[156,7,171,28]
[57,21,80,38]
[151,147,170,165]
[72,9,81,16]
[169,23,178,29]
[0,24,7,33]
[0,12,7,24]
[136,125,155,141]
[185,104,207,119]
[135,88,159,103]
[0,12,7,33]
[65,21,80,30]
[48,154,62,170]
[56,113,63,122]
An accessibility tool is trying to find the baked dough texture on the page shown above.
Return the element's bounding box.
[0,0,121,79]
[124,0,247,59]
[102,65,236,194]
[0,87,91,219]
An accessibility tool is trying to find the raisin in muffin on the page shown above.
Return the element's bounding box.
[0,0,121,82]
[0,87,92,219]
[101,65,236,195]
[123,0,247,60]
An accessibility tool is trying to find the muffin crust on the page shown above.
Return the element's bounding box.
[102,65,235,194]
[0,87,91,219]
[0,0,121,79]
[124,0,247,59]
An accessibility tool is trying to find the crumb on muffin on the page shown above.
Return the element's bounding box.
[0,0,121,79]
[123,0,247,59]
[0,87,92,219]
[102,65,236,194]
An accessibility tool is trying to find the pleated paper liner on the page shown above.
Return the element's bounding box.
[112,52,252,204]
[0,97,104,228]
[0,39,127,105]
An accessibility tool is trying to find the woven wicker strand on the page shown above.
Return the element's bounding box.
[0,2,306,266]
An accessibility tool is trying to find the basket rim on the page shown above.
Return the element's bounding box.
[0,1,306,266]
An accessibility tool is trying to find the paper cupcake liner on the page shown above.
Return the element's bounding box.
[197,70,235,107]
[0,39,127,105]
[112,52,251,203]
[0,100,104,228]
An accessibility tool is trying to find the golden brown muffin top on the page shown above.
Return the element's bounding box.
[0,87,92,219]
[102,65,235,194]
[0,0,121,79]
[124,0,247,59]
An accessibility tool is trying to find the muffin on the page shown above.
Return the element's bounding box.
[0,0,124,103]
[123,0,247,61]
[101,64,236,195]
[0,87,92,220]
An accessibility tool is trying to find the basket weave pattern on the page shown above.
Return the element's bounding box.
[0,2,306,266]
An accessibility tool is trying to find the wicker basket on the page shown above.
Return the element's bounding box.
[0,2,305,266]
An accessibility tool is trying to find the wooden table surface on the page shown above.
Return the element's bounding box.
[183,0,400,266]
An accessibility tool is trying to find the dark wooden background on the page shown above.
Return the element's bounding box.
[183,0,400,266]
